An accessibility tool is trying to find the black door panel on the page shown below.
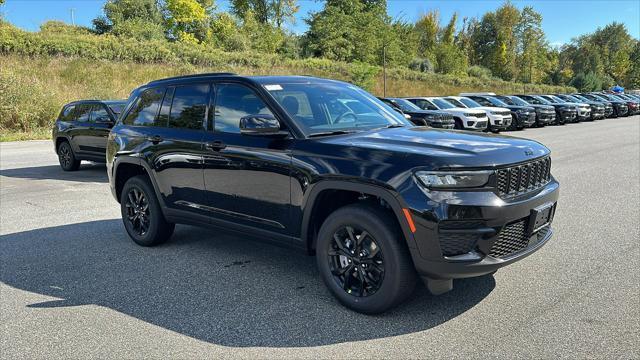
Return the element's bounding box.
[203,82,293,235]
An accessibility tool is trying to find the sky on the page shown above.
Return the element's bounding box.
[1,0,639,46]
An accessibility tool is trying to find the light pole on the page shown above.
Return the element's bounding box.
[383,45,387,97]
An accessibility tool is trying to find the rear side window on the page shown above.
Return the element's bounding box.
[59,105,76,121]
[123,88,165,126]
[168,84,209,130]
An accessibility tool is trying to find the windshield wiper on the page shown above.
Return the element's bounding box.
[308,130,357,138]
[385,124,405,128]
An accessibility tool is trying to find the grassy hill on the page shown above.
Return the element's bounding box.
[0,22,575,141]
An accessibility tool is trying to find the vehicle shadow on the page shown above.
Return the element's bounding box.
[0,219,495,348]
[0,163,108,183]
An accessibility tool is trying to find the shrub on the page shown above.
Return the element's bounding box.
[467,65,493,79]
[408,58,434,73]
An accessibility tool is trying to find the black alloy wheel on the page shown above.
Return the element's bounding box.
[120,175,174,246]
[328,225,385,297]
[316,204,416,314]
[57,141,80,171]
[125,187,151,237]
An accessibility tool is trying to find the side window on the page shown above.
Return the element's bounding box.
[169,84,208,130]
[214,83,273,133]
[157,87,175,127]
[90,104,111,123]
[75,104,92,122]
[123,88,165,126]
[59,105,76,121]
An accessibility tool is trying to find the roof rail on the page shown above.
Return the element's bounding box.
[148,72,238,84]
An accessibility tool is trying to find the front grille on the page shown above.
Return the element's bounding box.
[469,113,486,118]
[440,233,479,256]
[496,157,551,199]
[489,219,528,258]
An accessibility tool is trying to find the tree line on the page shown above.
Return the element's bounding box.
[6,0,638,91]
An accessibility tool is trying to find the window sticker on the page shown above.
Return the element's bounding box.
[264,84,283,91]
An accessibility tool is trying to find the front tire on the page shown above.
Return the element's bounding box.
[120,175,175,246]
[316,204,417,314]
[57,141,80,171]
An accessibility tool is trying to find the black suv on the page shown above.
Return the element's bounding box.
[379,97,455,129]
[53,100,127,170]
[495,95,556,127]
[513,94,577,124]
[107,74,559,314]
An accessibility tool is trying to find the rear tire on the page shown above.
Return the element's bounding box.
[120,175,175,246]
[316,203,417,314]
[57,141,80,171]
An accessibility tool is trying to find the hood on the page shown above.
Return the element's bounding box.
[501,104,535,112]
[442,107,486,115]
[317,126,550,169]
[526,104,555,111]
[477,106,511,114]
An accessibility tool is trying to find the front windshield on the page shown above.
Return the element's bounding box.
[548,95,565,103]
[535,96,554,104]
[507,96,528,106]
[494,96,515,106]
[459,98,482,108]
[393,98,421,112]
[487,97,509,107]
[432,98,456,109]
[445,98,467,108]
[572,94,589,102]
[564,95,582,103]
[266,82,410,136]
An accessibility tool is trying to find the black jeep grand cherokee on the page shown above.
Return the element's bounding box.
[107,74,559,314]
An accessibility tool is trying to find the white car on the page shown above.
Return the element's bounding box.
[404,97,488,131]
[443,96,511,133]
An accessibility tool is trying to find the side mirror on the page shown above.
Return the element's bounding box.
[239,114,287,137]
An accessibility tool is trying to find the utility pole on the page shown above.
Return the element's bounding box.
[70,8,75,26]
[383,46,387,97]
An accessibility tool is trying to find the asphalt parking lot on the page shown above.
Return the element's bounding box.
[1,116,639,358]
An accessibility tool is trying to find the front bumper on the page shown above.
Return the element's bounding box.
[402,178,560,280]
[429,121,456,129]
[515,112,536,127]
[462,118,489,131]
[487,114,512,130]
[558,109,577,122]
[577,109,591,120]
[537,112,555,124]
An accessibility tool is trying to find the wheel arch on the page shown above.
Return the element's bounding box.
[301,180,416,255]
[113,156,166,210]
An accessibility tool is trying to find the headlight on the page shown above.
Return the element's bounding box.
[489,111,499,115]
[463,113,475,117]
[404,114,411,119]
[415,170,492,188]
[516,109,527,114]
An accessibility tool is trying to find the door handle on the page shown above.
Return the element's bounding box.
[147,135,163,144]
[205,140,226,151]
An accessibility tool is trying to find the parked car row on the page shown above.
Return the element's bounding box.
[379,92,639,133]
[50,74,638,314]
